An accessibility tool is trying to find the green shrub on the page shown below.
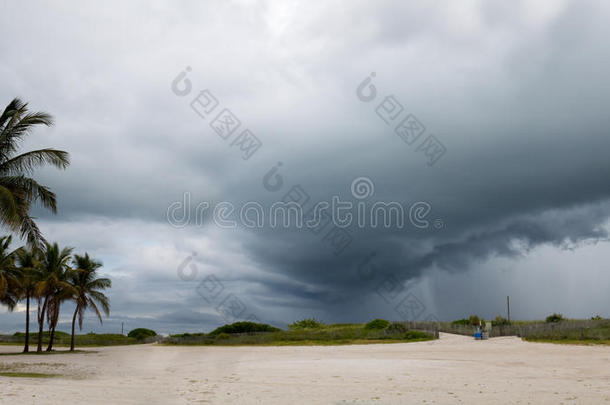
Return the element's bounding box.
[404,330,432,340]
[289,318,324,329]
[215,333,231,340]
[492,315,510,326]
[451,318,469,326]
[127,328,157,340]
[170,332,206,338]
[364,319,390,330]
[591,315,603,321]
[468,315,481,326]
[209,321,280,336]
[545,313,565,323]
[385,322,408,334]
[452,315,482,326]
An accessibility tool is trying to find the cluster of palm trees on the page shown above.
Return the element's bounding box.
[0,97,112,352]
[0,237,111,352]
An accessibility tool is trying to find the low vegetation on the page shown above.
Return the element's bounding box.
[364,319,390,330]
[0,361,69,378]
[127,328,157,341]
[385,322,409,334]
[545,313,565,323]
[0,371,59,378]
[163,320,436,346]
[492,315,510,326]
[288,318,324,329]
[451,315,481,326]
[1,331,140,347]
[209,321,280,336]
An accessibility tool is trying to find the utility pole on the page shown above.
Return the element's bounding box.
[121,322,124,335]
[507,296,511,323]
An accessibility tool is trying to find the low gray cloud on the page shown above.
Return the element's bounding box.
[2,0,610,333]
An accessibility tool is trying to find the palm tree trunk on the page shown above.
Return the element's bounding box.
[46,306,59,351]
[46,323,55,351]
[23,293,30,353]
[70,306,78,351]
[36,296,48,352]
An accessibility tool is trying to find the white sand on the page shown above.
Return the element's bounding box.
[1,333,609,404]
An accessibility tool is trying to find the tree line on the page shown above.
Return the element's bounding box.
[0,238,111,351]
[0,98,111,352]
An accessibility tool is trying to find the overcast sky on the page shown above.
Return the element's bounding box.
[1,0,609,334]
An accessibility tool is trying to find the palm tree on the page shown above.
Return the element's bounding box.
[0,235,18,309]
[0,98,70,248]
[14,246,42,352]
[36,242,74,352]
[69,253,111,351]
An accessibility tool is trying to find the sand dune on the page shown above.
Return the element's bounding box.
[1,333,609,404]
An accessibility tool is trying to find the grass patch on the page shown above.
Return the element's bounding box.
[1,332,142,347]
[289,318,324,329]
[0,361,79,380]
[0,371,60,378]
[0,350,91,356]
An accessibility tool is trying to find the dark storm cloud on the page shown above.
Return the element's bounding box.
[2,0,610,332]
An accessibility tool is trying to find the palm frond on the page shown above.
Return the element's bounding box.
[68,253,111,328]
[88,290,110,315]
[0,175,58,213]
[0,98,69,247]
[88,277,112,290]
[0,185,18,227]
[0,292,17,310]
[0,111,54,147]
[0,149,69,175]
[0,100,28,146]
[18,213,45,249]
[87,299,105,324]
[0,98,26,128]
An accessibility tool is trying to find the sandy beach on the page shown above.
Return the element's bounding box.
[1,333,608,404]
